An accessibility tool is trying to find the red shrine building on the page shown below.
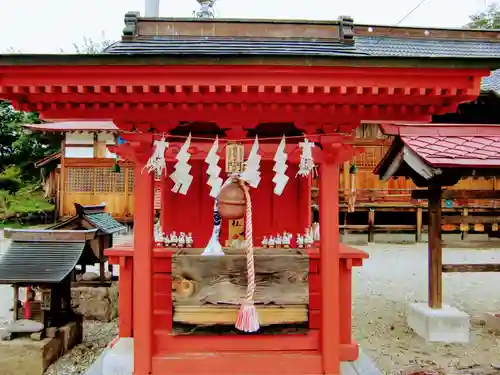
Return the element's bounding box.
[1,11,500,375]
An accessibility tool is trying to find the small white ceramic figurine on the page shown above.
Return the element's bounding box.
[170,231,178,247]
[163,233,170,247]
[312,222,320,241]
[178,232,186,248]
[282,231,291,249]
[268,236,275,248]
[261,236,269,248]
[304,229,313,248]
[186,233,193,248]
[275,234,282,248]
[296,233,304,248]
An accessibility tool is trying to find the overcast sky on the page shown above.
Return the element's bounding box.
[0,0,494,53]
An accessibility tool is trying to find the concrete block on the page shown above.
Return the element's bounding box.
[407,302,470,343]
[484,312,500,333]
[102,338,133,375]
[0,337,62,375]
[60,319,83,352]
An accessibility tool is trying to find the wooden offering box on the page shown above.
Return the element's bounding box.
[171,248,308,332]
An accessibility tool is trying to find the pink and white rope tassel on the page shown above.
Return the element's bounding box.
[235,181,260,333]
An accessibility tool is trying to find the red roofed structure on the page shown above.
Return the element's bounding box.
[5,11,500,374]
[380,123,500,167]
[375,123,500,187]
[375,122,500,343]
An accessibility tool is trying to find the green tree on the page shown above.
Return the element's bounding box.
[467,3,500,29]
[0,101,61,180]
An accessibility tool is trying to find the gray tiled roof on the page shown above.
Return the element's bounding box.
[481,69,500,95]
[105,34,500,94]
[105,37,366,57]
[354,36,500,94]
[0,241,85,284]
[354,36,500,58]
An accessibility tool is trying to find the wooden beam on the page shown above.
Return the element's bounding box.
[442,264,500,273]
[413,189,500,200]
[174,305,308,326]
[442,215,500,224]
[428,184,442,309]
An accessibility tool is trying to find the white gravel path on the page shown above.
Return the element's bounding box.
[353,243,500,374]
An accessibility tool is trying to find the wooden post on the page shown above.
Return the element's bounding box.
[160,172,170,236]
[368,209,375,243]
[12,285,19,321]
[428,184,442,309]
[59,139,66,218]
[119,257,133,337]
[461,208,469,240]
[133,159,155,375]
[416,207,423,243]
[319,161,340,374]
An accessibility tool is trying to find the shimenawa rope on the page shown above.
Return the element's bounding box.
[235,180,260,332]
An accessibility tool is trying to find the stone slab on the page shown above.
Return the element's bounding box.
[483,312,500,333]
[407,302,470,343]
[7,319,44,333]
[0,337,62,375]
[60,319,83,352]
[102,337,133,375]
[94,338,382,375]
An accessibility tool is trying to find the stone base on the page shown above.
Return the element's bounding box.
[60,318,83,351]
[0,337,62,375]
[407,302,470,343]
[72,285,117,322]
[102,338,133,375]
[0,319,83,375]
[483,312,500,333]
[96,338,381,375]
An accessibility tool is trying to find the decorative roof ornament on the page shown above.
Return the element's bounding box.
[195,0,216,18]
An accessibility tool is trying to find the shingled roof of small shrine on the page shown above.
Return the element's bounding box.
[379,123,500,168]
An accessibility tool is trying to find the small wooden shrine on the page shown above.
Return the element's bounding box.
[26,121,141,220]
[0,229,91,374]
[49,202,126,283]
[1,10,499,375]
[375,122,500,342]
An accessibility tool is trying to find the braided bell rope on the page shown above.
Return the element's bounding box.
[239,180,256,303]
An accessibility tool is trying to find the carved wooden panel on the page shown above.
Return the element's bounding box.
[128,168,135,194]
[95,168,114,193]
[67,168,93,192]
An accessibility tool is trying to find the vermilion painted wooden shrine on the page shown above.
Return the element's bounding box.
[1,11,500,375]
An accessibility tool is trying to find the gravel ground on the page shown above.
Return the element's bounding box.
[2,229,500,374]
[45,320,118,375]
[353,243,500,375]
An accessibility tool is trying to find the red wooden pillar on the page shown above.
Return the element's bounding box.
[160,173,169,236]
[118,256,133,337]
[133,160,155,375]
[319,160,340,375]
